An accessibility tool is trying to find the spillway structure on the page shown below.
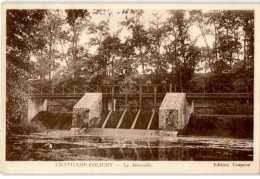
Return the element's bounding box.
[27,83,252,137]
[70,92,194,136]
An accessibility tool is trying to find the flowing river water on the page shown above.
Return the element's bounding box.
[6,130,253,161]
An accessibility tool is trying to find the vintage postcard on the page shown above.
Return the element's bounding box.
[1,3,260,174]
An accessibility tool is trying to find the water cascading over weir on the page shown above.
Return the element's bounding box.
[69,91,194,136]
[27,83,253,137]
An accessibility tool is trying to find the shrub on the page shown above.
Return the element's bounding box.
[178,114,253,138]
[7,120,46,135]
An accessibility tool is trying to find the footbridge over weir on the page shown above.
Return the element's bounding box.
[27,84,253,136]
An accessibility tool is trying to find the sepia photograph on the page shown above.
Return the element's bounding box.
[1,3,259,174]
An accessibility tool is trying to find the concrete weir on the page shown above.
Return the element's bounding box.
[28,91,194,136]
[27,83,252,137]
[159,93,194,135]
[28,98,47,121]
[70,92,194,136]
[71,93,102,133]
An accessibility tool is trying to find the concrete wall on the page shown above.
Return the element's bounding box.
[159,93,193,132]
[185,99,194,125]
[28,98,47,122]
[72,93,102,129]
[85,128,158,136]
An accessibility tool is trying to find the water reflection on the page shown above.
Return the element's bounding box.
[6,131,253,161]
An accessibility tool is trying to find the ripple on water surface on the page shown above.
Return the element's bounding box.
[6,130,253,161]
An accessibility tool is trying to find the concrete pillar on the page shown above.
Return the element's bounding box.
[28,98,47,122]
[71,93,102,130]
[159,93,193,135]
[185,99,194,125]
[108,98,112,111]
[113,99,116,111]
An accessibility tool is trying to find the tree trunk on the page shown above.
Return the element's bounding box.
[214,24,218,63]
[59,39,69,69]
[49,64,51,79]
[199,24,213,72]
[112,55,114,78]
[139,47,145,75]
[179,70,183,92]
[244,30,247,67]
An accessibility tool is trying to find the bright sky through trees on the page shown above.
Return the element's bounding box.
[6,9,254,123]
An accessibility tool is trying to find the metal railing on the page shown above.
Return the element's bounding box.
[25,83,253,96]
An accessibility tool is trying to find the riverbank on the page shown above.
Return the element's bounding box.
[178,114,253,139]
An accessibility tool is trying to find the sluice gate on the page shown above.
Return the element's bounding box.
[98,110,158,130]
[70,91,193,136]
[28,84,253,136]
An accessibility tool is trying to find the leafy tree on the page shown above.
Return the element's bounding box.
[87,20,111,82]
[217,11,242,71]
[99,34,122,82]
[240,11,254,70]
[148,13,168,77]
[165,10,200,89]
[202,10,254,85]
[34,10,64,80]
[88,20,110,52]
[121,10,150,75]
[14,9,253,95]
[131,24,150,75]
[190,10,214,72]
[65,9,91,79]
[232,10,254,86]
[117,38,136,77]
[6,10,46,123]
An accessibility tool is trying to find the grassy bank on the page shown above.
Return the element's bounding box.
[178,114,253,139]
[7,120,45,134]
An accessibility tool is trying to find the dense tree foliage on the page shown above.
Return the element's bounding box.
[6,10,46,123]
[6,9,254,123]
